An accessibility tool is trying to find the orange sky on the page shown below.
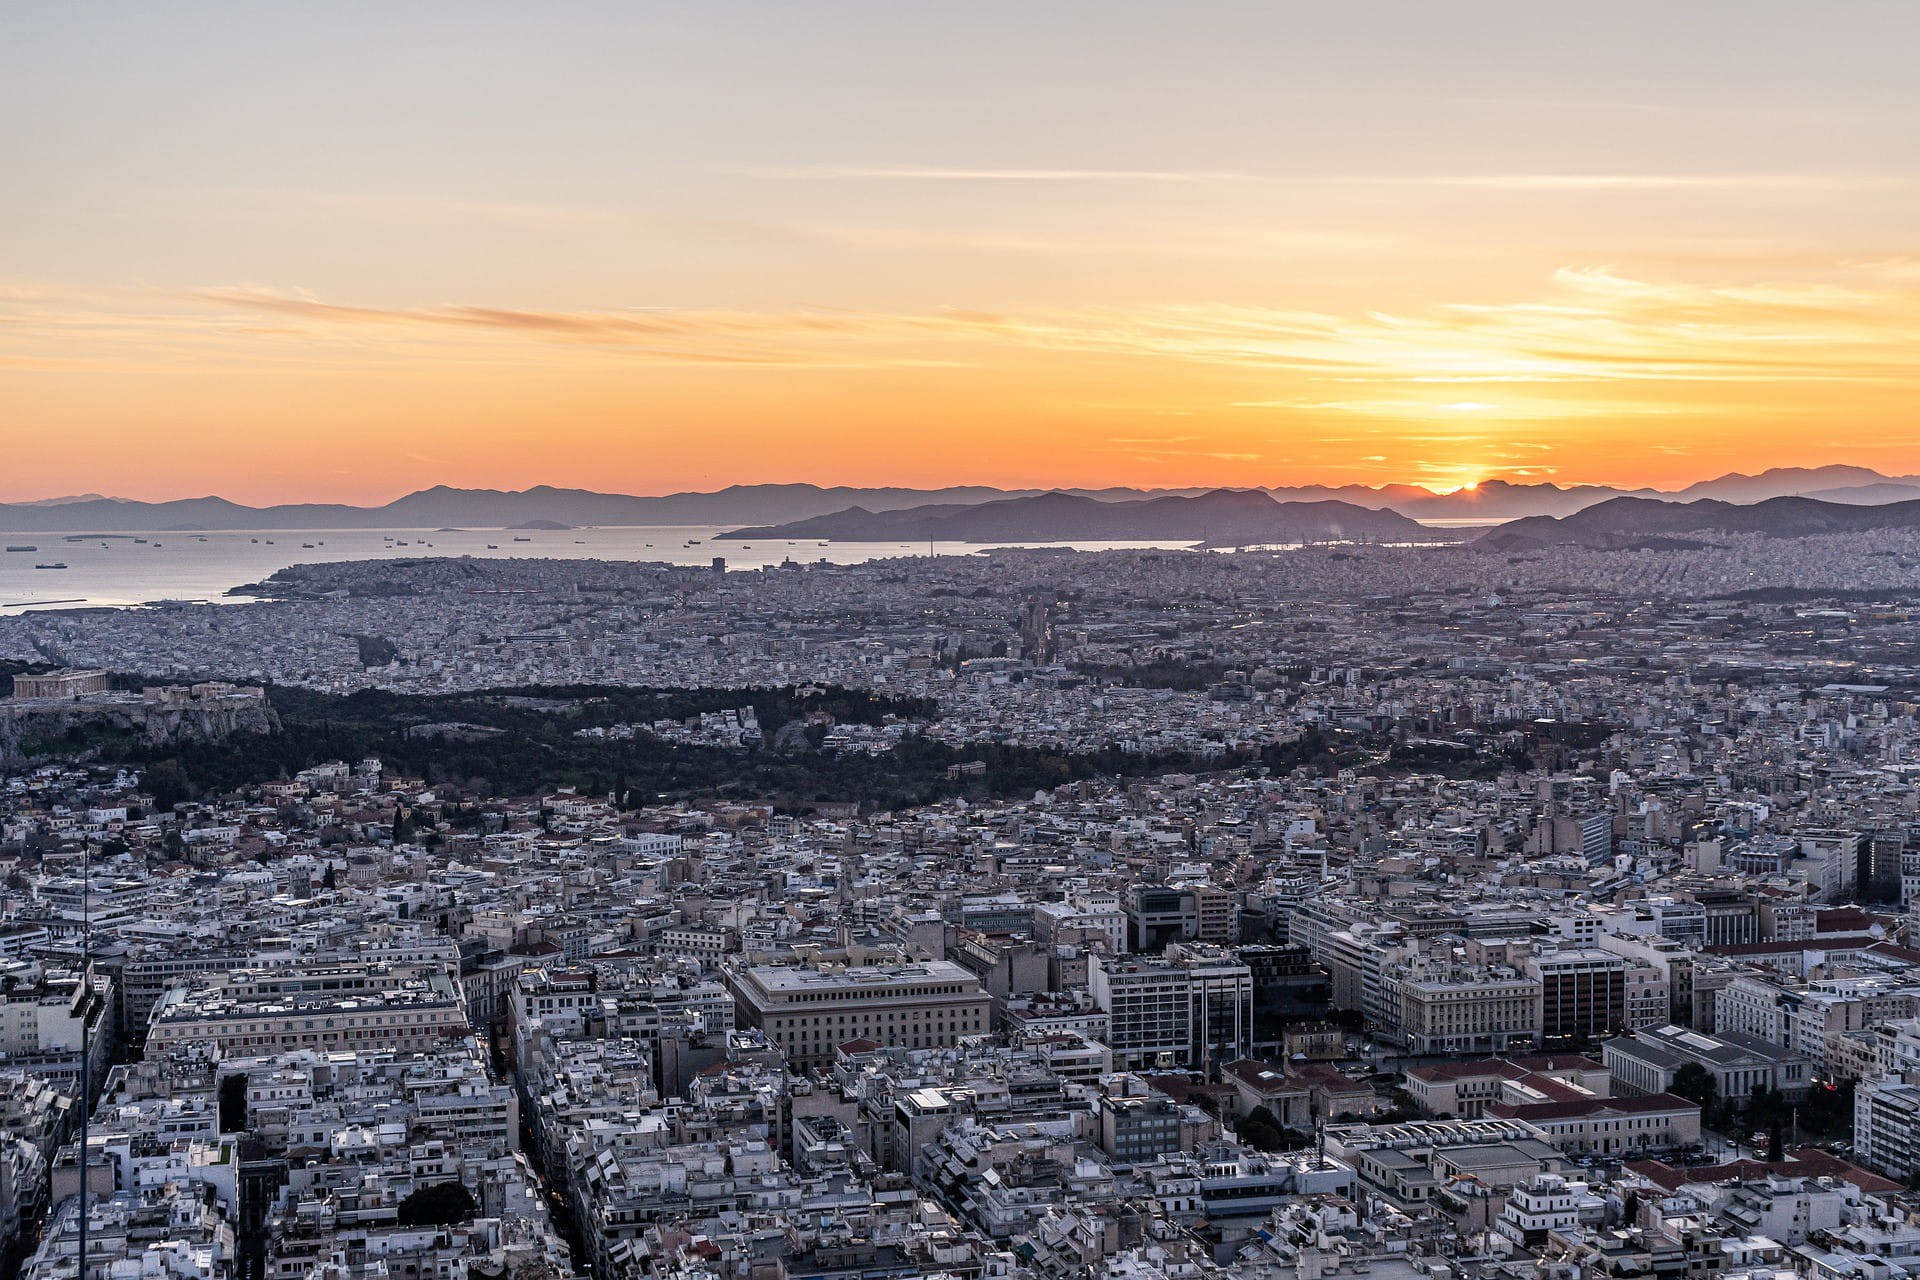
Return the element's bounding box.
[5,4,1920,503]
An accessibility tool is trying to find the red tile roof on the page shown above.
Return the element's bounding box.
[1223,1058,1308,1093]
[1486,1091,1698,1123]
[1406,1060,1530,1084]
[1623,1148,1901,1195]
[1511,1055,1605,1073]
[1287,1062,1374,1094]
[1406,1055,1603,1084]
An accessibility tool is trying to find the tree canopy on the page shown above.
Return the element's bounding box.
[396,1181,477,1227]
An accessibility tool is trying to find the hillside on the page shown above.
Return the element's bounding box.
[7,465,1920,531]
[718,489,1432,546]
[1478,494,1920,549]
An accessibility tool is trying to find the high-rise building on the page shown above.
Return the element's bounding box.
[1856,1073,1920,1179]
[1090,947,1253,1070]
[1527,948,1628,1045]
[1862,829,1904,904]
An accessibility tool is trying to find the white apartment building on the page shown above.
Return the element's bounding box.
[1719,975,1919,1076]
[1716,974,1791,1045]
[659,925,732,961]
[1031,892,1129,956]
[1857,1073,1920,1179]
[512,968,599,1036]
[0,967,98,1059]
[618,832,684,858]
[1623,961,1670,1031]
[1496,1173,1584,1248]
[1090,950,1253,1071]
[146,963,468,1059]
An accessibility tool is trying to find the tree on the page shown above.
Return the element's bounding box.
[1671,1063,1718,1109]
[1801,1078,1855,1139]
[1767,1118,1784,1162]
[396,1181,476,1227]
[1237,1107,1286,1152]
[218,1073,248,1133]
[320,864,337,890]
[145,759,191,811]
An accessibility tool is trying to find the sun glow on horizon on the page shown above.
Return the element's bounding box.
[8,259,1920,502]
[6,5,1920,501]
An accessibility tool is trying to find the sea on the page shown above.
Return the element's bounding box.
[0,526,1207,614]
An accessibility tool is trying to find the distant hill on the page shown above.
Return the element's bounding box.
[717,489,1431,547]
[1669,465,1899,504]
[1357,478,1636,520]
[6,465,1920,531]
[1803,482,1920,505]
[0,484,1136,532]
[1263,465,1920,520]
[1478,494,1920,550]
[1304,466,1920,520]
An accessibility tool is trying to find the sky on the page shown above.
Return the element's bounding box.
[4,1,1920,503]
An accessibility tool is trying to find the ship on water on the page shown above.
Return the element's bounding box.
[5,545,36,553]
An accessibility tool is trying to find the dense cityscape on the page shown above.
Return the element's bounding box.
[13,4,1920,1279]
[7,530,1920,1280]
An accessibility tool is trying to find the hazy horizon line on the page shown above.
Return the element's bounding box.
[2,460,1910,510]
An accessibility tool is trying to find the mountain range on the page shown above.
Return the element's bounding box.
[717,489,1429,547]
[5,465,1920,532]
[1478,494,1920,550]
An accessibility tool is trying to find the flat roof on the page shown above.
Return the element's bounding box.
[745,959,978,992]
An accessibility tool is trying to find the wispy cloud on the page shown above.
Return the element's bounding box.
[1098,444,1263,462]
[193,287,878,339]
[294,192,628,231]
[744,164,1907,193]
[1351,173,1913,192]
[740,165,1254,182]
[8,266,1920,402]
[180,288,936,368]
